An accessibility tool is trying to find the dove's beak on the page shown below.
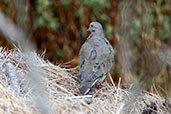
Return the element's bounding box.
[86,28,91,32]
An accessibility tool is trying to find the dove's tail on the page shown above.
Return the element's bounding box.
[79,80,97,95]
[79,86,90,95]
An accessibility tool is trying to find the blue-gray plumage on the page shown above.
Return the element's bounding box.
[78,22,114,95]
[80,59,85,68]
[90,50,97,60]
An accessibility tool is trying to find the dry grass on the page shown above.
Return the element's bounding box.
[0,47,170,114]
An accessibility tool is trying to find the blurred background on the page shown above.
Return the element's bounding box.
[0,0,170,97]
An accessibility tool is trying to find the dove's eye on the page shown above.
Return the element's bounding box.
[91,25,93,27]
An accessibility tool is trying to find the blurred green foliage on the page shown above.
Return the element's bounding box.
[60,0,69,6]
[34,0,59,29]
[82,0,111,11]
[2,0,10,4]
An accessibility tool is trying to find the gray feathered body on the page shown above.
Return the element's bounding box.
[78,33,114,95]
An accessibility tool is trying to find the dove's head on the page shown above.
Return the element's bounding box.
[87,22,104,35]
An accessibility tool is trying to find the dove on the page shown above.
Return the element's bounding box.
[78,22,114,95]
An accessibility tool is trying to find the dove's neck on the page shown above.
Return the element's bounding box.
[91,32,104,37]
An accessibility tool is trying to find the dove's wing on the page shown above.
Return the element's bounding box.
[78,36,114,94]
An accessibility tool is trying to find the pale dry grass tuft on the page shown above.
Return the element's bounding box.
[0,47,170,114]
